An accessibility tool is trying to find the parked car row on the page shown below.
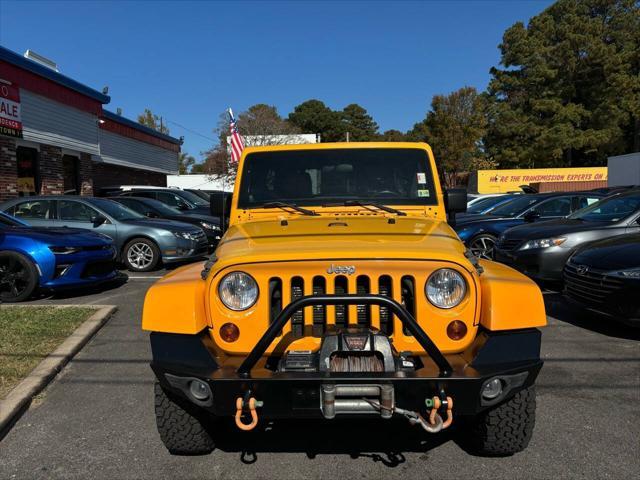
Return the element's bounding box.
[459,188,640,326]
[0,187,223,302]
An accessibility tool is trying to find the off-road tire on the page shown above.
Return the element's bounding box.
[154,382,215,455]
[467,386,536,456]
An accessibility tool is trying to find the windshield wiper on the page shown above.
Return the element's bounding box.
[342,200,407,216]
[259,202,318,216]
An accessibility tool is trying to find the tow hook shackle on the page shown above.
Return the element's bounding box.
[426,395,454,430]
[234,397,263,431]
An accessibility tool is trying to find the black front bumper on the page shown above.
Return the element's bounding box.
[495,246,571,282]
[150,294,543,418]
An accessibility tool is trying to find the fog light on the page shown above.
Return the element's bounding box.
[220,323,240,342]
[446,320,467,340]
[482,378,503,400]
[189,380,211,401]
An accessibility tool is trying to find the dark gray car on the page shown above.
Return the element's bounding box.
[494,189,640,283]
[0,196,208,272]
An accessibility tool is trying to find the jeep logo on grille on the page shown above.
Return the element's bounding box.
[575,265,589,275]
[327,264,356,275]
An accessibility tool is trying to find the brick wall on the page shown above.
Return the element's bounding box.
[79,152,94,195]
[39,145,64,195]
[93,162,167,193]
[0,137,18,202]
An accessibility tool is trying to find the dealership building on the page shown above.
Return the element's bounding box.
[0,46,180,202]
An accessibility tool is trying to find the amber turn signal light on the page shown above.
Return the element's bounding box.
[220,323,240,342]
[447,320,467,340]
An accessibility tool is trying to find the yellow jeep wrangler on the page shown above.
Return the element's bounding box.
[143,142,546,456]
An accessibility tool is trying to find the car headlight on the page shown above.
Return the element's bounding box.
[49,246,81,255]
[608,268,640,278]
[199,221,221,231]
[173,231,200,240]
[519,237,566,250]
[218,272,259,311]
[425,268,467,309]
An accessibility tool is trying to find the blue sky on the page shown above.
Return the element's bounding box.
[0,0,553,162]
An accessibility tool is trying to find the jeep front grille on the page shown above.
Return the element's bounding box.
[268,274,416,338]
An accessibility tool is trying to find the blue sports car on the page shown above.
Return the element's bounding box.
[0,212,117,302]
[454,192,603,259]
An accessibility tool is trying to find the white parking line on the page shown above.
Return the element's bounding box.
[127,276,163,279]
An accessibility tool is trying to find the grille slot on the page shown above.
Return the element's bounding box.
[291,277,304,337]
[312,276,326,336]
[269,277,283,334]
[401,276,416,336]
[356,275,371,327]
[334,275,349,329]
[378,275,393,335]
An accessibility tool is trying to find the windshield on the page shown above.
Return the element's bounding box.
[569,193,640,222]
[142,199,181,216]
[0,212,28,227]
[467,195,515,214]
[89,198,145,221]
[238,148,437,208]
[177,190,209,206]
[488,195,543,217]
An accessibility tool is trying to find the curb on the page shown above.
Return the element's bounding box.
[0,305,117,435]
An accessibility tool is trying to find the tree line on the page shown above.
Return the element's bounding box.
[141,0,639,181]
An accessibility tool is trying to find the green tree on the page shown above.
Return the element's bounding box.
[379,129,407,141]
[412,87,488,187]
[178,152,196,174]
[341,104,379,141]
[137,108,170,134]
[288,99,344,142]
[485,0,640,168]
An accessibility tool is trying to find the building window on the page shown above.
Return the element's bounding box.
[16,147,40,196]
[62,154,80,194]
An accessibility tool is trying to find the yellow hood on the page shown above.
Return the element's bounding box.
[213,215,472,270]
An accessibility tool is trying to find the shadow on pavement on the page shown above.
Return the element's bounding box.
[544,292,640,341]
[36,273,129,301]
[208,417,456,466]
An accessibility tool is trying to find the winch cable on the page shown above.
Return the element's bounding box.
[363,395,453,434]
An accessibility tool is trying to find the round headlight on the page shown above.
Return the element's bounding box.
[218,272,259,311]
[426,268,467,309]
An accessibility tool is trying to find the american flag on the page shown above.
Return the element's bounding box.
[228,108,244,164]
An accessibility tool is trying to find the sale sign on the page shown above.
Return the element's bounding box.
[0,81,23,138]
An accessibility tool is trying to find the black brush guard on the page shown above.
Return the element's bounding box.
[237,294,452,377]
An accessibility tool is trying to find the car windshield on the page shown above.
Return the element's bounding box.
[467,196,515,214]
[140,198,181,216]
[488,195,543,217]
[237,148,437,208]
[89,198,145,221]
[569,193,640,222]
[177,190,209,206]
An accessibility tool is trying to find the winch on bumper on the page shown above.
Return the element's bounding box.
[150,295,543,420]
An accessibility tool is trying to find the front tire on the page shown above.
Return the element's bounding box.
[468,234,497,260]
[0,251,39,302]
[123,238,160,272]
[154,382,215,455]
[466,386,537,456]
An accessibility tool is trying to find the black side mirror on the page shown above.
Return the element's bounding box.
[444,188,467,226]
[92,215,107,227]
[210,193,232,231]
[176,202,190,211]
[524,210,541,223]
[145,211,159,218]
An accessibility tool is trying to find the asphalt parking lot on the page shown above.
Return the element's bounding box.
[1,264,639,480]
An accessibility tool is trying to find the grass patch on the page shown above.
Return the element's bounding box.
[0,306,96,399]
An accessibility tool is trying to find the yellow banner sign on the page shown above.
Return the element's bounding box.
[477,167,608,193]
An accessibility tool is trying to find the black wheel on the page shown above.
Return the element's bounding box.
[0,251,38,302]
[154,382,215,455]
[468,234,498,260]
[466,386,537,456]
[123,238,160,272]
